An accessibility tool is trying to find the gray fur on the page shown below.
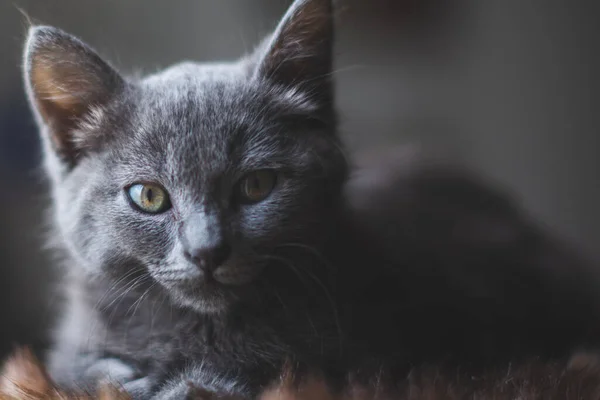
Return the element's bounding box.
[25,0,343,396]
[22,0,600,398]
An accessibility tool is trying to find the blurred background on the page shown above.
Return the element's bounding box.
[0,0,598,360]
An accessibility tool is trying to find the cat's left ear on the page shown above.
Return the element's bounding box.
[23,26,125,166]
[254,0,335,107]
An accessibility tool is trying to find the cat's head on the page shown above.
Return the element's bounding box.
[23,0,347,314]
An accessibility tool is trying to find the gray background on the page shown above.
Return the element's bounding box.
[0,0,598,357]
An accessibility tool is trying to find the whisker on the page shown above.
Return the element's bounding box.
[92,268,145,312]
[126,280,158,317]
[104,275,151,329]
[86,268,146,351]
[122,279,158,346]
[100,274,147,313]
[276,242,337,275]
[261,252,344,355]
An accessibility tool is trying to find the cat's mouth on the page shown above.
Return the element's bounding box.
[152,261,265,313]
[157,274,236,313]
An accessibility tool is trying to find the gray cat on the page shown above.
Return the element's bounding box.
[22,0,600,398]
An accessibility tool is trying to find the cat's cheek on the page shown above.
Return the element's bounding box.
[237,200,283,241]
[68,190,174,275]
[114,216,174,263]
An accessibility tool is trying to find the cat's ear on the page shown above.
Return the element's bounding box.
[254,0,334,106]
[23,26,124,166]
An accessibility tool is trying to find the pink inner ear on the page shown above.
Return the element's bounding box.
[30,48,110,122]
[29,56,89,154]
[31,59,90,124]
[25,27,124,162]
[33,64,87,113]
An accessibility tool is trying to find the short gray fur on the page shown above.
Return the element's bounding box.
[22,0,600,398]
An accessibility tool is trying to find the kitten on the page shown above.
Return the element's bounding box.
[22,0,600,398]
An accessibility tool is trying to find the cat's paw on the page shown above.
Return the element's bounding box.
[122,376,153,399]
[84,357,140,386]
[153,380,244,400]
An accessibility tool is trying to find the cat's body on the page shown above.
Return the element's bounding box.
[22,0,600,398]
[47,160,600,398]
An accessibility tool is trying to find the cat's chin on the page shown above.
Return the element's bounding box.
[160,278,238,314]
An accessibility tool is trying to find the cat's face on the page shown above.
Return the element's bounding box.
[24,0,345,313]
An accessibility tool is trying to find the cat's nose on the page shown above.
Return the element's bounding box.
[184,242,232,273]
[180,212,231,273]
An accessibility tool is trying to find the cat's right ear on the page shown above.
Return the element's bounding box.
[23,26,124,167]
[253,0,335,108]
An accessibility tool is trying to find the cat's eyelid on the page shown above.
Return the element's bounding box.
[123,180,168,189]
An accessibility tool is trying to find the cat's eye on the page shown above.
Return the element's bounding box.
[127,183,171,214]
[238,170,277,204]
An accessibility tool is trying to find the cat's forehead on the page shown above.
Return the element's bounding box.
[127,63,265,165]
[129,61,315,138]
[138,60,316,115]
[107,61,316,184]
[137,61,258,127]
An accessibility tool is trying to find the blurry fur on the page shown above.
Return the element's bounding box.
[0,348,129,400]
[3,348,600,400]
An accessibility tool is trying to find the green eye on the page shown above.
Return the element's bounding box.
[238,170,277,203]
[127,183,171,213]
